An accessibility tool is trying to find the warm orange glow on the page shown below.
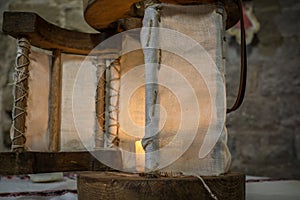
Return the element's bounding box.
[135,140,145,173]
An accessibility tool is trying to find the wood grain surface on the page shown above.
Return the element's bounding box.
[0,150,122,175]
[78,172,245,200]
[2,12,113,55]
[49,50,62,152]
[83,0,239,30]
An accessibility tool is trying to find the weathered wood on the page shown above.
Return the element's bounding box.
[77,172,245,200]
[83,0,239,30]
[95,58,106,148]
[49,50,62,152]
[0,150,122,175]
[11,38,31,152]
[105,59,121,148]
[2,12,114,55]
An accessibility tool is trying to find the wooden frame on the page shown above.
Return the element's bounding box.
[2,12,113,55]
[0,12,121,175]
[0,150,121,175]
[83,0,240,30]
[1,8,245,200]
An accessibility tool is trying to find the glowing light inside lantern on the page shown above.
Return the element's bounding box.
[135,140,145,173]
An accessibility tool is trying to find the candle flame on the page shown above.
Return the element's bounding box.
[135,140,145,173]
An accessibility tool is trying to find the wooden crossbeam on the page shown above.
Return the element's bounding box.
[0,150,122,175]
[2,12,114,55]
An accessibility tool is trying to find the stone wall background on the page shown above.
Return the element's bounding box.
[0,0,299,178]
[226,0,300,179]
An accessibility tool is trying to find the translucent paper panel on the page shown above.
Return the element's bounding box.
[24,52,97,152]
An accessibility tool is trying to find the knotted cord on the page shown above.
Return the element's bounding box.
[95,58,107,148]
[105,58,121,147]
[11,38,31,151]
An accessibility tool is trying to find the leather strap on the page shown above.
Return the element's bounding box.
[227,0,247,113]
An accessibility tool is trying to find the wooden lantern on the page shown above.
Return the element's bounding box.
[1,0,247,199]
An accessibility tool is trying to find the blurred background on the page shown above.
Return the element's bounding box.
[0,0,299,179]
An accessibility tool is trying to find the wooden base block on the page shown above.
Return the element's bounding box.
[77,172,245,200]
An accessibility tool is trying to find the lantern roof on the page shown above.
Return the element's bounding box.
[83,0,240,31]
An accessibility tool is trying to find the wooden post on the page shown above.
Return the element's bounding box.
[49,49,62,152]
[142,3,160,171]
[11,38,31,152]
[105,58,121,148]
[95,57,106,148]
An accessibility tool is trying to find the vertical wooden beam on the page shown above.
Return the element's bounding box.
[142,4,160,171]
[11,38,31,152]
[49,50,62,152]
[105,58,121,148]
[95,58,106,149]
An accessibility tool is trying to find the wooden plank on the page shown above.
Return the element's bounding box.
[0,150,122,175]
[49,50,62,152]
[11,38,31,152]
[83,0,239,30]
[77,172,245,200]
[2,12,114,55]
